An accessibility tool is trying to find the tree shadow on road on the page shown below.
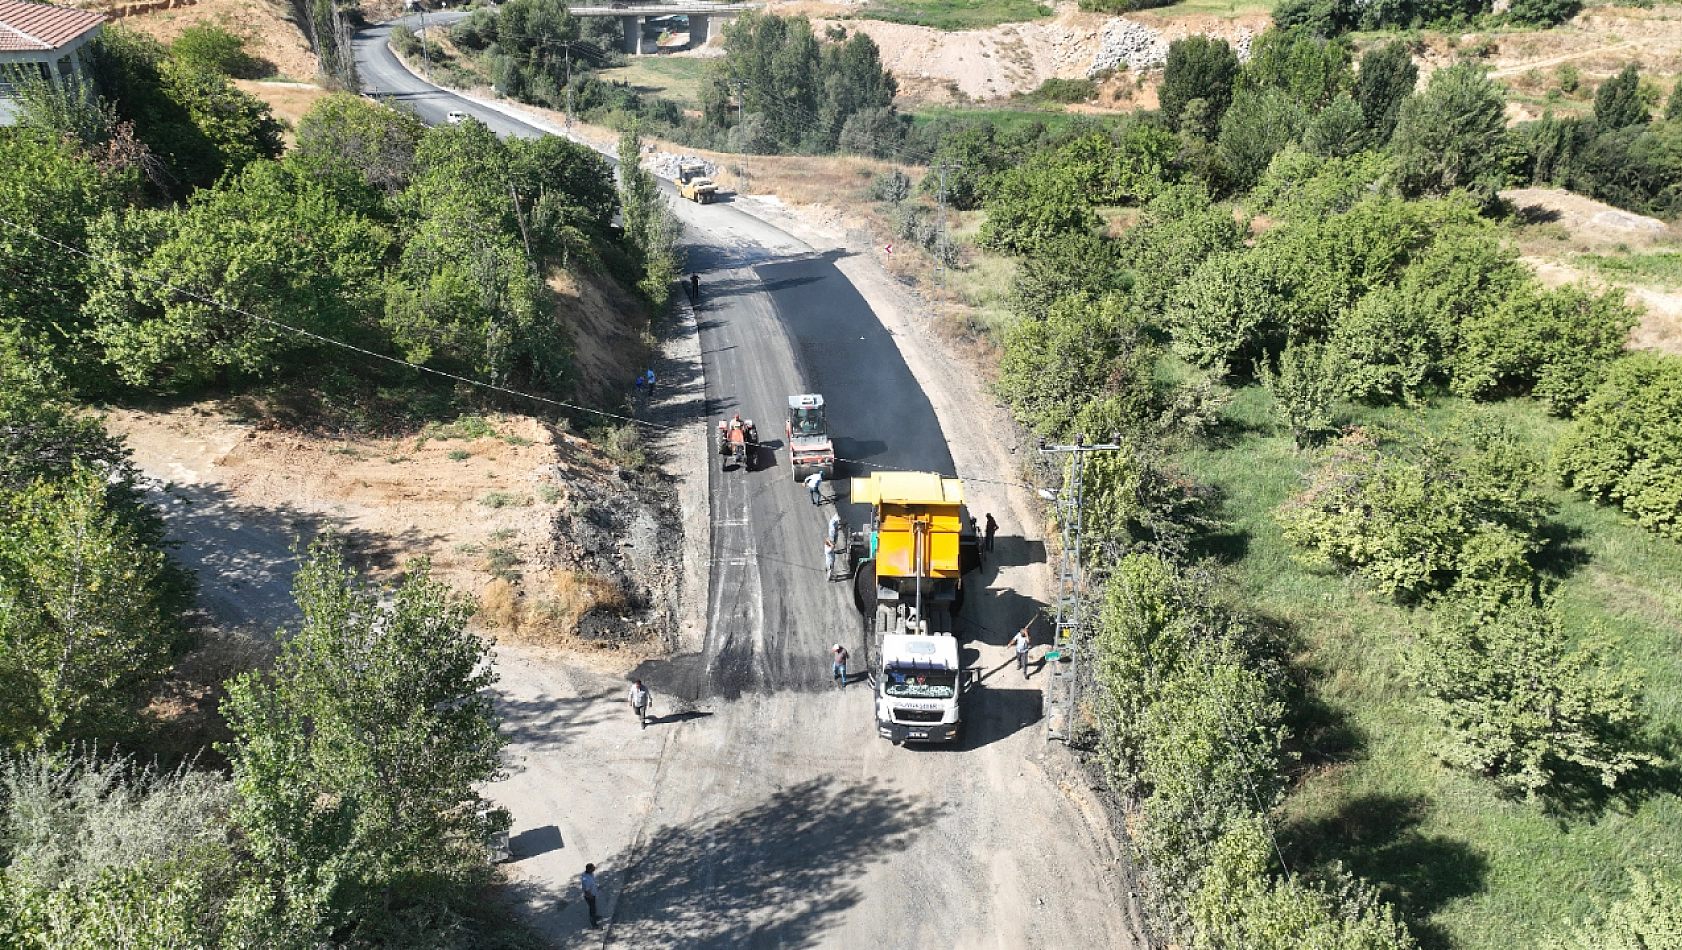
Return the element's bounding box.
[604,776,938,949]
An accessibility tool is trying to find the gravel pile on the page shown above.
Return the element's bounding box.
[1086,20,1254,77]
[645,152,718,180]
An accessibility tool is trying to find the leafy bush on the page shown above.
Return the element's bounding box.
[995,294,1158,439]
[1238,28,1352,111]
[1257,338,1340,448]
[1027,77,1098,104]
[1118,184,1247,320]
[838,106,909,157]
[1412,603,1655,799]
[1556,872,1682,950]
[1248,147,1388,219]
[1449,282,1640,414]
[1277,420,1552,601]
[1166,249,1280,370]
[1009,232,1128,318]
[1506,0,1580,24]
[1353,41,1418,146]
[1595,63,1649,131]
[169,24,259,78]
[867,167,913,203]
[1328,287,1433,405]
[1555,352,1682,538]
[1218,87,1308,189]
[980,126,1176,254]
[1189,819,1419,950]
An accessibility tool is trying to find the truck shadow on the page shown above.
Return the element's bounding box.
[575,777,937,948]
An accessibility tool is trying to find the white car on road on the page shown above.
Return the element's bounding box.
[446,110,469,124]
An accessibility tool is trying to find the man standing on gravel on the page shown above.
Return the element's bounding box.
[627,679,650,728]
[581,863,601,928]
[1009,624,1033,679]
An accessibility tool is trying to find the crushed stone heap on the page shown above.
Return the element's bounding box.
[1087,19,1253,77]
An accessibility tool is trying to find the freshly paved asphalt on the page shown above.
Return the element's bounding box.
[352,22,955,697]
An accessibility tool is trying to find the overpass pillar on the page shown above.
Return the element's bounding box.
[620,15,639,53]
[689,13,709,45]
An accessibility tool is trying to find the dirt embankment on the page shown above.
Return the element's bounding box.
[107,406,683,659]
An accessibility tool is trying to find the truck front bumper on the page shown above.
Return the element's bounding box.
[879,720,960,743]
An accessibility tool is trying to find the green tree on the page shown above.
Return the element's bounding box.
[1239,29,1352,111]
[1352,41,1417,145]
[1594,62,1649,131]
[1557,872,1682,950]
[0,468,186,749]
[1391,64,1507,198]
[1668,77,1682,120]
[84,161,391,390]
[995,294,1158,439]
[617,122,684,305]
[1507,0,1580,24]
[1329,286,1434,405]
[1160,36,1241,131]
[1413,603,1655,799]
[1303,93,1366,157]
[1218,87,1308,189]
[222,539,508,940]
[979,157,1101,254]
[290,92,426,196]
[1555,352,1682,539]
[1166,248,1282,370]
[1118,184,1247,319]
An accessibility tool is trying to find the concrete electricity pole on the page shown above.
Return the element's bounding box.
[1038,433,1121,741]
[730,78,749,195]
[417,3,431,80]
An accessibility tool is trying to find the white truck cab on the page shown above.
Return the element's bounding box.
[876,633,966,743]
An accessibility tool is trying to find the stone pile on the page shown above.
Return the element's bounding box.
[645,153,718,179]
[1085,20,1255,77]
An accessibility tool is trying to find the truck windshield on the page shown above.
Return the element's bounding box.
[791,407,825,437]
[883,670,956,699]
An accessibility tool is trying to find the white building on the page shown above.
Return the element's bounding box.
[0,0,107,125]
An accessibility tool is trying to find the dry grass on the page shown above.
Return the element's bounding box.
[481,570,628,644]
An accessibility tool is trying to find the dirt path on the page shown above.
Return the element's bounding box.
[1488,38,1645,77]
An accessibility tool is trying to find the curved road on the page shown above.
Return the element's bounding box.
[354,24,1138,949]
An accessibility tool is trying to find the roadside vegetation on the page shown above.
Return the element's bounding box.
[845,0,1054,31]
[883,21,1682,950]
[0,23,674,947]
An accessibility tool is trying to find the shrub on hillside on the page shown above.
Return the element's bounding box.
[1277,420,1552,601]
[1328,287,1434,405]
[1257,338,1341,448]
[1218,87,1308,188]
[1009,232,1128,318]
[1027,77,1098,104]
[1449,282,1640,414]
[1412,603,1655,799]
[1166,248,1282,370]
[1555,352,1682,539]
[170,24,260,78]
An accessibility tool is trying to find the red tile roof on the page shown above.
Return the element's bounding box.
[0,0,105,53]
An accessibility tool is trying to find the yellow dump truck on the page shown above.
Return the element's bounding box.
[674,161,716,204]
[848,471,980,632]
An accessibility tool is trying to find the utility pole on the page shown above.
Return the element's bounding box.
[729,79,749,195]
[417,3,431,80]
[1038,433,1121,742]
[931,162,960,324]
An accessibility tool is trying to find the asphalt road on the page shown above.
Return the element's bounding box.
[354,18,956,695]
[353,29,1137,949]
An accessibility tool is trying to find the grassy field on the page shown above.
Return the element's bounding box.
[849,0,1052,31]
[1123,0,1273,16]
[596,56,709,105]
[1577,250,1682,289]
[1173,386,1682,950]
[910,103,1085,134]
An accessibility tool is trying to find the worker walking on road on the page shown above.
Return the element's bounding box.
[1010,624,1033,679]
[984,513,998,552]
[581,863,601,928]
[805,470,824,505]
[832,643,849,686]
[627,679,650,728]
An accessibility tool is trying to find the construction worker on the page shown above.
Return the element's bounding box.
[627,679,650,728]
[690,273,700,302]
[824,536,837,579]
[1009,625,1032,679]
[831,643,849,686]
[805,470,824,505]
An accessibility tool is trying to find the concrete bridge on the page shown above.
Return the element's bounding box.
[567,2,757,53]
